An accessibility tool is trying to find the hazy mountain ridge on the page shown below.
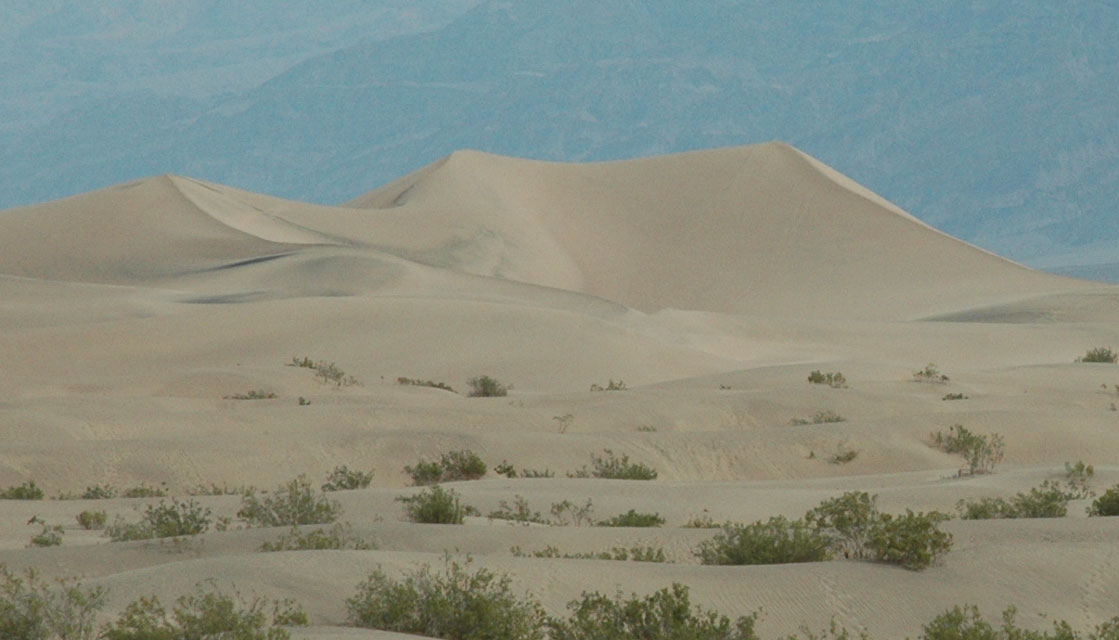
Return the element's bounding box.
[2,0,1118,273]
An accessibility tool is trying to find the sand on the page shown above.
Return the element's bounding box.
[1,143,1116,638]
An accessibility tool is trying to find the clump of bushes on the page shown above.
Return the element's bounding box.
[918,604,1119,640]
[495,461,555,478]
[1076,347,1118,363]
[396,485,478,524]
[930,424,1004,475]
[321,465,374,492]
[569,449,657,480]
[512,545,668,563]
[1089,484,1119,516]
[942,392,968,401]
[956,480,1074,519]
[549,498,596,527]
[596,509,665,528]
[397,377,456,393]
[77,510,108,530]
[405,449,487,485]
[913,363,949,383]
[808,370,848,388]
[0,565,106,640]
[82,484,117,499]
[121,483,167,498]
[467,375,508,397]
[488,495,547,525]
[0,481,44,500]
[238,475,342,527]
[101,586,306,640]
[106,498,213,541]
[790,410,846,425]
[589,379,627,391]
[224,389,277,400]
[346,556,546,640]
[695,516,829,566]
[548,583,758,640]
[260,523,375,551]
[29,524,64,547]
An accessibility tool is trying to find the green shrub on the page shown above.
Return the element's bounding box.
[956,480,1072,519]
[1077,347,1118,363]
[237,475,342,527]
[510,545,668,563]
[321,465,374,492]
[1089,485,1119,516]
[76,510,107,530]
[549,498,596,526]
[570,449,657,480]
[188,482,252,496]
[121,483,166,498]
[1065,460,1095,497]
[102,587,305,640]
[488,495,547,525]
[596,510,665,528]
[913,363,949,383]
[405,449,487,485]
[942,393,968,401]
[546,582,758,640]
[30,523,64,547]
[81,484,117,499]
[467,375,508,397]
[683,511,720,529]
[695,516,830,566]
[224,389,277,400]
[260,523,375,551]
[0,565,106,640]
[0,481,44,500]
[521,467,555,478]
[106,498,213,541]
[930,424,1004,475]
[808,370,847,388]
[346,556,546,640]
[589,379,627,392]
[396,485,478,524]
[918,604,1119,640]
[804,491,879,560]
[397,377,456,393]
[789,410,846,425]
[829,442,859,465]
[865,510,952,570]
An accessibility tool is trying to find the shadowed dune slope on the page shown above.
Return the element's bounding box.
[349,143,1086,320]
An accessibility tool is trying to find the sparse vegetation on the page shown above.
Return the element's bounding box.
[224,389,277,400]
[829,441,859,464]
[956,480,1074,519]
[596,509,665,528]
[589,379,627,392]
[494,461,555,479]
[0,481,44,500]
[913,363,949,383]
[569,449,657,480]
[189,482,252,496]
[121,483,167,498]
[554,413,574,434]
[918,604,1119,640]
[549,498,596,527]
[29,523,63,547]
[790,410,846,425]
[396,485,478,524]
[1076,347,1118,363]
[547,583,758,640]
[683,510,720,529]
[290,356,359,386]
[81,484,117,499]
[321,465,374,492]
[346,556,546,640]
[260,523,375,551]
[102,586,306,640]
[106,498,213,541]
[0,565,106,640]
[512,545,668,563]
[467,375,508,397]
[930,424,1004,475]
[76,510,107,530]
[695,516,830,566]
[397,377,456,393]
[808,370,848,388]
[942,393,968,401]
[237,475,342,527]
[405,449,487,485]
[1089,485,1119,516]
[488,495,548,525]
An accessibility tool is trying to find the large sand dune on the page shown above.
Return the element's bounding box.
[1,143,1116,638]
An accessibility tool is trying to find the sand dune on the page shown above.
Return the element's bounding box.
[1,143,1117,638]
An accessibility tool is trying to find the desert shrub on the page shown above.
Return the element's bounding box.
[589,379,627,392]
[121,483,166,498]
[1065,460,1095,498]
[396,485,478,524]
[76,510,107,530]
[791,410,846,425]
[29,524,64,547]
[106,498,212,541]
[596,509,665,528]
[397,377,456,393]
[260,523,375,551]
[683,511,720,529]
[570,449,657,480]
[865,510,952,570]
[957,481,1072,519]
[81,484,117,499]
[913,363,949,383]
[942,393,968,401]
[0,565,106,640]
[829,442,859,464]
[918,604,1119,640]
[0,481,44,500]
[488,495,547,525]
[695,516,829,566]
[522,468,555,478]
[346,556,546,640]
[546,582,758,640]
[321,465,374,492]
[1077,347,1118,363]
[467,375,508,397]
[930,424,1004,475]
[512,545,668,563]
[405,449,487,485]
[804,491,878,560]
[1089,485,1119,516]
[494,461,554,479]
[550,498,596,526]
[102,587,305,640]
[225,390,277,400]
[189,482,253,496]
[554,413,574,434]
[237,475,342,527]
[808,370,848,388]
